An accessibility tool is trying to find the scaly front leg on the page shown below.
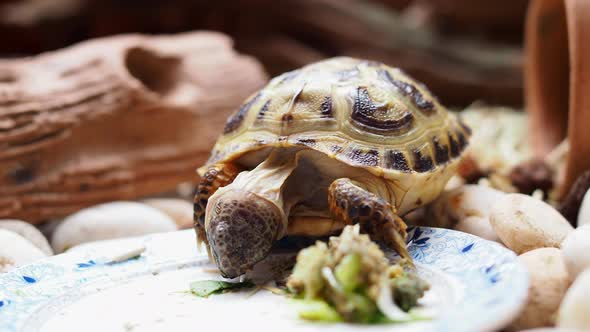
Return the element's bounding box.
[328,178,411,261]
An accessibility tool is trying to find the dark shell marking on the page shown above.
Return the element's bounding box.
[345,148,379,167]
[282,113,294,123]
[412,148,435,173]
[432,137,450,165]
[384,150,411,172]
[320,96,333,118]
[448,133,460,158]
[277,69,300,85]
[256,100,272,119]
[378,69,436,115]
[458,116,472,136]
[223,92,261,134]
[352,87,414,134]
[457,131,468,151]
[295,138,317,147]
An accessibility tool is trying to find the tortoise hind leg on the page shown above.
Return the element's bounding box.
[328,178,411,262]
[194,163,241,248]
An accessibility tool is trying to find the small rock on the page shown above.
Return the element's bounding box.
[558,268,590,330]
[509,158,554,196]
[561,225,590,280]
[0,229,47,272]
[0,219,53,255]
[490,194,573,254]
[454,216,499,242]
[426,185,503,242]
[51,201,177,253]
[142,198,193,229]
[558,170,590,226]
[508,248,569,331]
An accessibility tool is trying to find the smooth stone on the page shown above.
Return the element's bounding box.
[454,216,500,242]
[558,268,590,330]
[51,201,177,253]
[0,229,47,272]
[561,225,590,280]
[427,185,503,242]
[490,194,573,254]
[141,198,193,229]
[0,219,53,255]
[508,248,569,331]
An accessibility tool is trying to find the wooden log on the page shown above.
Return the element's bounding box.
[0,31,268,223]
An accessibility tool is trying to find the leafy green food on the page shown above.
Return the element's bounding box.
[286,225,431,324]
[334,253,362,292]
[391,271,430,312]
[189,280,254,298]
[288,242,328,299]
[292,299,342,322]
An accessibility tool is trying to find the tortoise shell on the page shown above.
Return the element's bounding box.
[201,57,470,178]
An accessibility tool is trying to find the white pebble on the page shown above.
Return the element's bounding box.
[508,248,569,331]
[142,198,193,229]
[558,268,590,330]
[490,194,573,254]
[0,229,47,272]
[427,185,503,242]
[561,225,590,280]
[0,219,53,255]
[577,188,590,226]
[51,201,177,253]
[454,216,500,242]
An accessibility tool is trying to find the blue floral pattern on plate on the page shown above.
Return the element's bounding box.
[0,228,528,332]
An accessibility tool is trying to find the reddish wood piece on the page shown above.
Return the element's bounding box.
[0,32,268,223]
[525,0,590,196]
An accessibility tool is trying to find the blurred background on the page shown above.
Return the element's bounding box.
[0,0,539,228]
[0,0,528,107]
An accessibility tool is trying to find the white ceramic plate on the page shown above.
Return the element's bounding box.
[0,227,528,332]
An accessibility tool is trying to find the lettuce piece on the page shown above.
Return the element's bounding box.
[287,242,329,299]
[292,299,342,322]
[189,280,254,298]
[391,272,429,312]
[335,253,362,292]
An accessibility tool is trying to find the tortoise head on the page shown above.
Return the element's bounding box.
[205,187,285,278]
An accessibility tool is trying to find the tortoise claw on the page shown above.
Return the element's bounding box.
[328,178,411,262]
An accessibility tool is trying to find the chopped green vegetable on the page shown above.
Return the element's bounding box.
[334,253,361,292]
[344,292,379,323]
[287,225,430,324]
[189,280,254,298]
[292,299,342,322]
[287,241,328,299]
[391,271,430,312]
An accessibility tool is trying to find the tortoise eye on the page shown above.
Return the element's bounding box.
[351,87,414,135]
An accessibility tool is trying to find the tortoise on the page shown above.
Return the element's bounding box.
[194,57,471,278]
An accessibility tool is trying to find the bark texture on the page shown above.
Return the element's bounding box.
[0,31,268,223]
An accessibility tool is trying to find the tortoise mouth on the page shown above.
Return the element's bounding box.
[206,188,284,278]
